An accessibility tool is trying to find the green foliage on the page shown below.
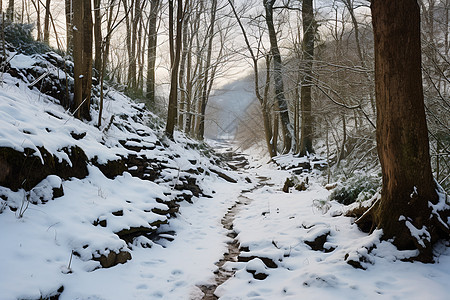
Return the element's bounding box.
[330,173,381,205]
[3,22,51,55]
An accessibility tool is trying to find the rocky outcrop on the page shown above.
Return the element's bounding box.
[0,146,88,192]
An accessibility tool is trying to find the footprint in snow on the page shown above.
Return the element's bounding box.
[171,269,183,275]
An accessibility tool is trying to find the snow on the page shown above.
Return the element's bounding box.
[0,47,449,300]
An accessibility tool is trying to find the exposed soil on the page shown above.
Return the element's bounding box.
[198,174,272,299]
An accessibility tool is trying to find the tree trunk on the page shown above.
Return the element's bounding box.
[184,44,193,134]
[72,0,92,120]
[43,0,51,44]
[263,55,276,157]
[72,0,83,119]
[30,0,41,41]
[264,0,294,153]
[363,0,448,262]
[228,0,276,156]
[93,0,102,73]
[165,0,183,138]
[198,0,217,140]
[178,3,190,129]
[7,0,14,21]
[146,0,160,108]
[65,0,73,54]
[299,0,315,156]
[80,0,93,120]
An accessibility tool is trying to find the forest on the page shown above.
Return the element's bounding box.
[0,0,449,299]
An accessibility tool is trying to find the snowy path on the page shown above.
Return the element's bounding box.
[54,176,247,300]
[117,155,450,300]
[199,175,273,299]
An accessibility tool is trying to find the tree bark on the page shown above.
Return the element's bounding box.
[30,0,41,41]
[366,0,447,262]
[165,0,183,138]
[80,0,93,120]
[72,0,92,120]
[299,0,315,156]
[72,0,83,119]
[65,0,73,54]
[264,0,294,153]
[146,0,160,108]
[178,1,190,129]
[43,0,51,44]
[7,0,14,21]
[93,0,102,73]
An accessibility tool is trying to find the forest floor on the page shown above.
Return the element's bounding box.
[0,49,449,300]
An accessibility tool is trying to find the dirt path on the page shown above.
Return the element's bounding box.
[198,175,272,299]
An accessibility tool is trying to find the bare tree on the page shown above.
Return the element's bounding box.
[146,0,160,108]
[228,0,277,157]
[165,0,183,138]
[299,0,315,156]
[264,0,294,153]
[197,0,217,140]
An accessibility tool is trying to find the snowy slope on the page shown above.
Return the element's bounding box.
[0,47,248,299]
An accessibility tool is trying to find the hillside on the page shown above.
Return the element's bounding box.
[0,37,247,299]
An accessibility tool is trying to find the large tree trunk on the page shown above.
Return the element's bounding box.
[361,0,448,262]
[146,0,160,108]
[299,0,315,156]
[72,0,92,120]
[264,0,294,153]
[165,0,183,138]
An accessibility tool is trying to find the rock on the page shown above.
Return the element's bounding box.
[40,285,65,300]
[238,255,278,268]
[0,146,87,192]
[115,226,157,243]
[29,175,64,204]
[70,131,87,140]
[246,258,269,280]
[93,218,107,227]
[112,210,124,216]
[151,206,171,216]
[304,230,333,252]
[174,177,202,197]
[210,167,238,183]
[94,249,132,268]
[93,156,127,179]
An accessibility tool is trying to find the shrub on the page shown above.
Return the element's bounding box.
[330,173,380,205]
[3,21,51,55]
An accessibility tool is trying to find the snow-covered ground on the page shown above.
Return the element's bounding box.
[215,155,450,300]
[0,48,449,300]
